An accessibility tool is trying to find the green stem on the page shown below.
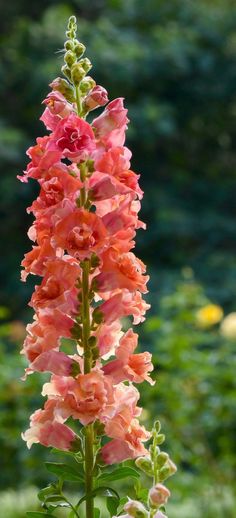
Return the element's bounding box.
[82,260,94,518]
[75,84,82,116]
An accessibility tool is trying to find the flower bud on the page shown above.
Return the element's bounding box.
[61,65,72,81]
[64,40,74,51]
[64,50,76,67]
[68,15,76,27]
[124,499,148,517]
[149,484,170,507]
[74,42,86,58]
[153,512,167,518]
[156,452,169,468]
[49,77,75,102]
[79,58,92,74]
[156,433,165,445]
[84,85,109,111]
[154,420,161,433]
[80,76,96,95]
[135,455,153,476]
[165,458,177,476]
[71,63,86,85]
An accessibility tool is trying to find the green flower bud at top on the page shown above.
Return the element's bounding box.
[156,434,165,445]
[80,76,96,95]
[64,50,76,67]
[74,41,86,58]
[156,452,169,469]
[68,15,76,27]
[79,58,92,74]
[154,420,161,434]
[135,455,153,476]
[64,40,74,51]
[71,63,86,85]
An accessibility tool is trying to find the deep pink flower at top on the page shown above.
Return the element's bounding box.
[84,85,109,111]
[30,257,80,313]
[42,369,114,426]
[52,207,108,260]
[51,113,96,162]
[18,136,62,183]
[103,328,154,385]
[22,399,77,450]
[41,91,74,131]
[22,309,74,363]
[96,249,149,294]
[99,290,150,325]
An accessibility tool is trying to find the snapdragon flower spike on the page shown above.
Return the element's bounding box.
[19,16,153,468]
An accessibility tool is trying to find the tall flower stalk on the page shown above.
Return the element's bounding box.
[19,17,176,518]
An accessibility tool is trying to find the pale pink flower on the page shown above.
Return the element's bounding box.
[101,419,150,464]
[41,90,74,131]
[84,85,108,111]
[103,328,154,385]
[93,98,129,148]
[88,171,132,200]
[149,484,170,507]
[51,113,95,161]
[99,290,150,325]
[124,500,148,517]
[22,399,77,450]
[25,350,79,377]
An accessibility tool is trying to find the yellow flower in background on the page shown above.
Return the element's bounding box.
[196,304,223,328]
[220,312,236,339]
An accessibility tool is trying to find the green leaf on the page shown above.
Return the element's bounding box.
[94,508,101,518]
[97,466,140,483]
[77,486,119,508]
[45,462,84,482]
[106,496,119,517]
[38,485,58,502]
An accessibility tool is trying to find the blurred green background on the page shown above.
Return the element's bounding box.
[0,0,236,516]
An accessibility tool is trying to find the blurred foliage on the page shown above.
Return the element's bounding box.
[0,0,236,515]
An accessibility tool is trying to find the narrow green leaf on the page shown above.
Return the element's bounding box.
[77,486,119,508]
[45,462,84,482]
[38,485,58,502]
[94,508,101,518]
[98,466,140,483]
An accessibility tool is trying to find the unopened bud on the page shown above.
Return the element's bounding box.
[61,64,72,80]
[165,458,177,476]
[154,420,161,433]
[124,500,148,517]
[156,452,169,469]
[71,63,86,85]
[68,16,76,27]
[149,484,170,507]
[74,42,86,58]
[80,76,96,95]
[64,50,76,67]
[158,466,171,482]
[135,456,153,476]
[84,85,108,111]
[90,253,100,268]
[156,434,165,445]
[49,77,75,102]
[64,40,74,51]
[79,58,92,74]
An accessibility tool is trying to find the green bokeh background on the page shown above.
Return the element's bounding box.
[0,1,236,516]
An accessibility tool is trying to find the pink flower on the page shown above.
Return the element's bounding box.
[84,85,109,111]
[25,350,79,377]
[103,328,154,385]
[43,369,113,426]
[124,500,148,517]
[52,113,95,161]
[21,239,57,280]
[99,290,150,325]
[88,171,132,200]
[96,250,149,294]
[41,90,74,131]
[93,98,129,148]
[53,208,108,259]
[101,419,150,464]
[149,484,171,507]
[22,399,77,450]
[95,321,122,358]
[30,257,80,313]
[22,309,74,362]
[18,136,61,182]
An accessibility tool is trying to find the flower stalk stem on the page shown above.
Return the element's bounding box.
[82,259,94,518]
